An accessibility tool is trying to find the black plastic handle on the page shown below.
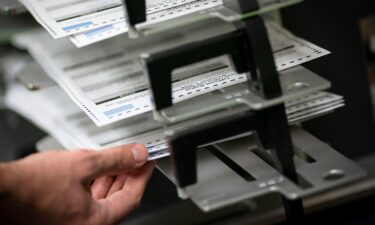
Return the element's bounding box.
[169,110,264,187]
[122,0,146,26]
[143,30,254,110]
[143,17,281,110]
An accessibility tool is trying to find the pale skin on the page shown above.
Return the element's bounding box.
[0,144,155,225]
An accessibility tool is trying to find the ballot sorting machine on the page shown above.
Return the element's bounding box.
[0,0,367,223]
[119,0,366,223]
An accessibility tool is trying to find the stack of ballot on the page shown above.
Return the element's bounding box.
[11,20,332,126]
[17,0,304,48]
[4,58,345,160]
[18,0,225,47]
[3,0,345,159]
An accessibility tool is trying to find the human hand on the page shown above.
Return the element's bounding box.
[0,144,155,225]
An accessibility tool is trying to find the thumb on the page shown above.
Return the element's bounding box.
[82,144,149,180]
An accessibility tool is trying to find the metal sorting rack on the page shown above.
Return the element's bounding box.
[120,0,366,222]
[128,0,303,36]
[157,127,366,212]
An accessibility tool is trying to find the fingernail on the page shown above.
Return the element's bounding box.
[132,144,148,164]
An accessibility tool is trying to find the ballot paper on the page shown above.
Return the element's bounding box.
[19,0,223,39]
[5,83,171,159]
[19,0,125,38]
[5,79,170,159]
[70,0,223,47]
[2,53,341,160]
[13,21,330,126]
[69,0,299,48]
[19,0,291,46]
[286,92,345,123]
[5,78,344,160]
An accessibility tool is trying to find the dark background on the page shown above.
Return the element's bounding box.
[281,0,375,158]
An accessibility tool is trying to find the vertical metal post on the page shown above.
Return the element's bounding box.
[122,0,146,37]
[241,16,283,99]
[230,0,305,218]
[264,105,305,223]
[120,0,305,221]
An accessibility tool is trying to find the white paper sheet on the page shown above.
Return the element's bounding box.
[19,0,125,38]
[19,0,222,39]
[12,21,330,126]
[5,81,171,160]
[70,0,223,47]
[5,80,344,160]
[3,54,342,160]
